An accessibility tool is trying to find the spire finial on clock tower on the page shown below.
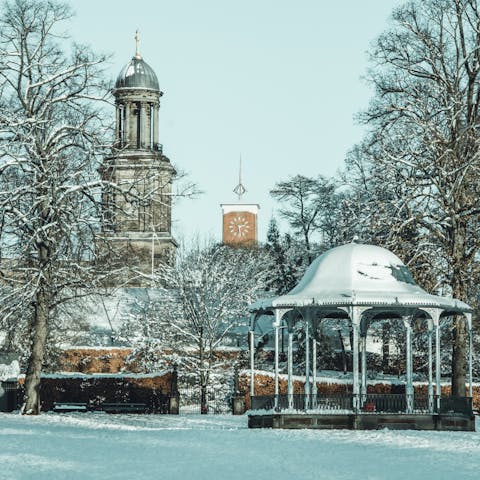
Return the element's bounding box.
[233,155,247,201]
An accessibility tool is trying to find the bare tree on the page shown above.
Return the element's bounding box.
[264,217,307,295]
[120,241,267,413]
[270,174,338,264]
[0,0,114,413]
[351,0,480,395]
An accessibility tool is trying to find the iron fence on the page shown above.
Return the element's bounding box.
[251,393,473,416]
[179,386,232,414]
[0,381,20,412]
[251,394,353,412]
[362,393,407,413]
[439,396,473,415]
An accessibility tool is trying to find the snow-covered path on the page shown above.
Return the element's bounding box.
[0,413,479,480]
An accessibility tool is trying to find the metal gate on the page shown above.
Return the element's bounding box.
[179,386,232,414]
[0,381,20,412]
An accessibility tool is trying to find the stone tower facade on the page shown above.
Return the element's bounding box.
[101,42,177,278]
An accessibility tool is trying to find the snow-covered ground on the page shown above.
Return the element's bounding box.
[0,413,479,480]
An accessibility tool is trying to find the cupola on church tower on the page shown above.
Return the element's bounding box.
[102,34,177,277]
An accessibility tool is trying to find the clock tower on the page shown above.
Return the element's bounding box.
[221,204,259,246]
[221,161,259,246]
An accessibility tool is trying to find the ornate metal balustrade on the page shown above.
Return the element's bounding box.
[250,393,473,416]
[438,396,473,415]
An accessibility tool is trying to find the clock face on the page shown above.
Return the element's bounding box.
[228,215,251,238]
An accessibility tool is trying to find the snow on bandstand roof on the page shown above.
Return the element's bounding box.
[250,243,471,314]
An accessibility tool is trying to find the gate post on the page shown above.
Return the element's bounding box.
[169,365,180,414]
[232,364,245,415]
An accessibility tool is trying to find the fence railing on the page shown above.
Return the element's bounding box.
[0,381,20,413]
[251,394,353,412]
[439,396,473,415]
[310,394,353,411]
[362,393,408,413]
[179,387,232,414]
[251,393,473,416]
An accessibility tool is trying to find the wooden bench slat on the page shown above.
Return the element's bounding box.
[53,402,88,412]
[100,402,148,413]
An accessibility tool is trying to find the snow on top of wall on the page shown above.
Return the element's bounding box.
[62,346,132,351]
[16,370,170,380]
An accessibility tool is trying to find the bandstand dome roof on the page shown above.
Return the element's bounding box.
[250,243,471,314]
[114,55,160,91]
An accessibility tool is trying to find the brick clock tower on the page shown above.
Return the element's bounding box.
[101,34,177,278]
[221,163,259,246]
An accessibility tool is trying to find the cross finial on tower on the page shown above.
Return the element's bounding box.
[134,29,141,59]
[233,155,247,201]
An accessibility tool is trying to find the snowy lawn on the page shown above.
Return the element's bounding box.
[0,413,479,480]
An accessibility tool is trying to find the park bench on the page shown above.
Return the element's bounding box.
[100,402,148,414]
[53,402,88,413]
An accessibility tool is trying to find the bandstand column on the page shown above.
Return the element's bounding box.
[288,329,294,409]
[312,330,317,409]
[305,318,310,410]
[427,326,434,413]
[352,320,360,412]
[361,334,367,404]
[249,329,255,400]
[434,313,441,412]
[466,313,473,398]
[274,310,280,411]
[404,318,414,413]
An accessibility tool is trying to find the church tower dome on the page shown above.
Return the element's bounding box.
[114,56,160,91]
[112,31,163,151]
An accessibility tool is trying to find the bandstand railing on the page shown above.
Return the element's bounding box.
[250,393,473,416]
[251,393,353,412]
[438,396,473,415]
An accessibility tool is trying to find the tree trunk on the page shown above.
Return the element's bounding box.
[451,317,467,397]
[451,227,467,397]
[304,229,313,264]
[23,287,49,414]
[200,383,208,414]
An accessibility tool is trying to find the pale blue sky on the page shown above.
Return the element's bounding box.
[67,0,402,242]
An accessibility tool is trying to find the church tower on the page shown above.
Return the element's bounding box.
[102,34,177,278]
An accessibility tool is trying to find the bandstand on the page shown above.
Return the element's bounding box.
[248,243,475,430]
